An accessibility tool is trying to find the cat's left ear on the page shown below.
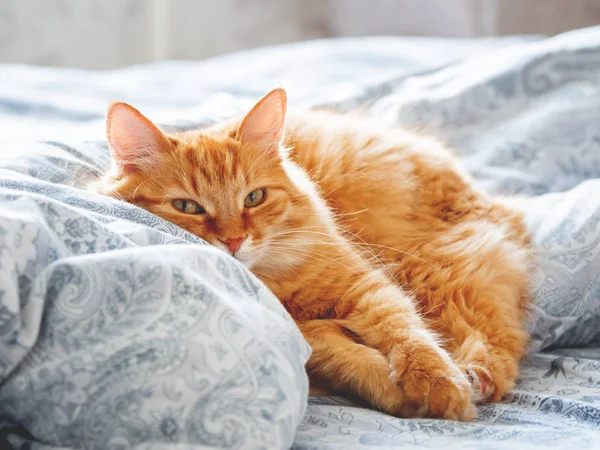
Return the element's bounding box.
[237,88,287,154]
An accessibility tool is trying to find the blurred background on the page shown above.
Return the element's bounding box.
[0,0,599,69]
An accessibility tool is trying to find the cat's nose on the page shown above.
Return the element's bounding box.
[219,236,246,253]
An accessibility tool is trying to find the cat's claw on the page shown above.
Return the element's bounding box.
[464,364,495,404]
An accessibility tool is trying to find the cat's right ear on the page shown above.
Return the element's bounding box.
[237,88,287,155]
[106,102,169,173]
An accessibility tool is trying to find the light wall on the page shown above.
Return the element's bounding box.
[0,0,328,68]
[330,0,600,37]
[0,0,598,69]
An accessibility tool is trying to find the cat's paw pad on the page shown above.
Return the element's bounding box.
[463,364,495,404]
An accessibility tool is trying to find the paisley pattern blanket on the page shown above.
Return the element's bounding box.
[1,27,600,449]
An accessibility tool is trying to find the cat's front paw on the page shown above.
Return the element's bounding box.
[391,346,475,421]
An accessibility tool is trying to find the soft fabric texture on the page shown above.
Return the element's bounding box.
[0,29,599,448]
[0,143,310,449]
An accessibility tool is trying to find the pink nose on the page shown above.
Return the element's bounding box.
[220,236,246,253]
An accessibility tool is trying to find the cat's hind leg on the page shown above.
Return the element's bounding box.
[397,220,531,404]
[432,286,530,403]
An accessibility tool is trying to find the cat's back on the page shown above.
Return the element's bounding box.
[284,110,476,221]
[285,111,530,294]
[285,109,467,182]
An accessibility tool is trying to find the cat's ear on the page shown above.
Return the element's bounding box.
[106,102,170,172]
[237,88,287,154]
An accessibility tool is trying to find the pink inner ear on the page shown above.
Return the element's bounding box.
[238,88,287,148]
[106,102,167,171]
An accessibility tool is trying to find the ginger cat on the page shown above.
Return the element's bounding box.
[93,88,532,421]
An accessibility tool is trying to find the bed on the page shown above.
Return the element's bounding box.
[1,27,600,449]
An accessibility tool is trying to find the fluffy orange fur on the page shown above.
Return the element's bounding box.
[92,89,532,421]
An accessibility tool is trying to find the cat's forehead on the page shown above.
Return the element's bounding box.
[172,130,229,151]
[172,132,239,164]
[167,132,253,187]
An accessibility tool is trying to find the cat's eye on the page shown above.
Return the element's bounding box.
[172,199,205,214]
[244,188,266,208]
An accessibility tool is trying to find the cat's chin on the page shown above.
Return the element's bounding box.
[233,253,257,270]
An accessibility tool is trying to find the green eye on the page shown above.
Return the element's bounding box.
[244,188,266,208]
[172,199,205,214]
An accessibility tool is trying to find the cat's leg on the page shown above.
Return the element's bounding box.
[375,213,532,404]
[339,278,476,421]
[299,320,411,416]
[412,220,531,403]
[434,297,529,403]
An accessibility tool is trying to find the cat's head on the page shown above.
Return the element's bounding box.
[97,89,329,275]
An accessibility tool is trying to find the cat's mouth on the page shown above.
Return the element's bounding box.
[214,237,258,269]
